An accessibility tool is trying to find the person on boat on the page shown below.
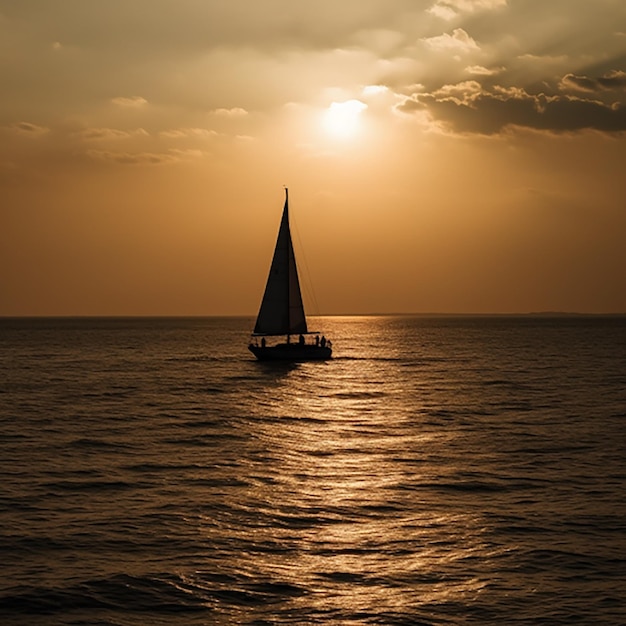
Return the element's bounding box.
[320,336,326,348]
[261,337,266,348]
[315,335,320,346]
[299,334,304,346]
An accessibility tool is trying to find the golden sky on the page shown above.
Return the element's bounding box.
[1,0,625,315]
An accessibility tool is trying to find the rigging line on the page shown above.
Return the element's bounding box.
[290,197,321,318]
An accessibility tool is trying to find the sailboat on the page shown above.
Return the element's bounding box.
[248,188,332,361]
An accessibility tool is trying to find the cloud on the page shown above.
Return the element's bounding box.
[362,85,389,96]
[212,107,248,117]
[428,4,457,21]
[159,127,218,139]
[560,70,626,93]
[422,28,479,53]
[428,0,507,20]
[6,122,50,136]
[396,82,626,135]
[432,80,483,99]
[86,149,172,165]
[79,127,149,140]
[466,65,503,76]
[85,148,203,165]
[168,148,207,159]
[111,96,148,107]
[446,0,507,9]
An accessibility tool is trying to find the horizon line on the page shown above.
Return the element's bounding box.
[2,311,625,319]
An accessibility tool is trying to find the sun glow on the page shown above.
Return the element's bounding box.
[323,99,367,138]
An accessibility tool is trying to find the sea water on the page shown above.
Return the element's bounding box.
[1,315,625,625]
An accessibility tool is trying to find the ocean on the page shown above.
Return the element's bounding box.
[1,315,625,625]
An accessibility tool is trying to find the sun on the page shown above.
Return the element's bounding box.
[323,99,368,139]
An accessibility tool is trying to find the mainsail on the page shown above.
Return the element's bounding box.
[253,189,308,336]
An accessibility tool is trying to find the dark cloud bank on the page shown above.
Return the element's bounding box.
[398,71,626,135]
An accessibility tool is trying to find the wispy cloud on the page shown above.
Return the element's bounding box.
[168,148,207,159]
[212,107,248,117]
[428,0,507,20]
[465,65,503,76]
[427,4,457,21]
[79,127,149,140]
[6,122,50,136]
[86,149,171,165]
[86,147,205,165]
[159,127,218,139]
[560,70,626,93]
[111,96,148,108]
[422,29,479,53]
[362,85,389,96]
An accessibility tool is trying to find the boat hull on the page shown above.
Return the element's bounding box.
[248,343,332,361]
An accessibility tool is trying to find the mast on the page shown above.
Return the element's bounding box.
[284,187,292,342]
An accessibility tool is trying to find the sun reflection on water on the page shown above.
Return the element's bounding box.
[222,351,494,619]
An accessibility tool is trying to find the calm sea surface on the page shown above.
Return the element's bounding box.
[1,315,625,625]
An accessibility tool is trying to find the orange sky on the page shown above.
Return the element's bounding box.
[1,0,625,315]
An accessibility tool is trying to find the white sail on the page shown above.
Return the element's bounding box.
[253,189,308,336]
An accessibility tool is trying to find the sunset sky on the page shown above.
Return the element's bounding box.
[2,0,625,316]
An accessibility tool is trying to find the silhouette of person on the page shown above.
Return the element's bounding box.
[320,336,326,348]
